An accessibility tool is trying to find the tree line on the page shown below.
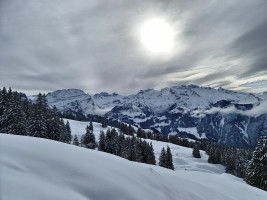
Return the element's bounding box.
[73,123,157,166]
[202,138,266,191]
[0,87,71,143]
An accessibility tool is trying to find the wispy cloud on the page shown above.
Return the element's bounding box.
[0,0,266,94]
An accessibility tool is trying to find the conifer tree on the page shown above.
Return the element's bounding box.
[148,142,156,165]
[73,135,79,146]
[166,146,174,170]
[225,147,236,174]
[98,130,106,151]
[28,93,47,138]
[245,136,267,191]
[59,118,68,143]
[89,121,93,132]
[105,128,118,154]
[6,92,28,135]
[0,87,7,132]
[192,144,201,158]
[101,119,108,128]
[65,120,72,143]
[105,128,113,153]
[117,132,125,156]
[159,147,166,167]
[0,88,11,133]
[127,136,140,162]
[111,128,120,155]
[83,125,96,149]
[46,105,61,141]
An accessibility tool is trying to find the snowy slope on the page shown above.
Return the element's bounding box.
[65,119,222,173]
[1,133,267,200]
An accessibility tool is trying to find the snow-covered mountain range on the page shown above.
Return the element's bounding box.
[44,85,267,147]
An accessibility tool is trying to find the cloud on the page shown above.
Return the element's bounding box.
[230,19,267,76]
[0,0,267,95]
[192,101,267,118]
[239,80,267,90]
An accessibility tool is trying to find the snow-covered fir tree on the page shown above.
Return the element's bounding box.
[2,91,28,135]
[83,124,96,149]
[28,93,48,138]
[0,87,73,145]
[245,135,267,191]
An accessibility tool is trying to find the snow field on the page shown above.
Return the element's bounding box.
[1,133,267,200]
[1,119,267,200]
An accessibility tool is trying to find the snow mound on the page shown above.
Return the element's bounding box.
[1,133,267,200]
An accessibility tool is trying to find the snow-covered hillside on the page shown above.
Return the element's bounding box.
[65,119,223,172]
[1,133,267,200]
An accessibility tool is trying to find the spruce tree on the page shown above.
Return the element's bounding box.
[139,139,147,163]
[111,128,120,155]
[105,128,119,154]
[127,136,140,162]
[166,146,174,170]
[59,118,68,143]
[105,129,113,153]
[6,92,28,135]
[192,144,201,158]
[46,105,61,141]
[117,132,125,156]
[28,94,47,138]
[225,147,236,174]
[101,119,108,128]
[89,121,93,132]
[245,136,267,191]
[159,147,166,167]
[0,88,12,133]
[148,142,156,165]
[83,125,96,149]
[98,130,106,151]
[0,87,7,132]
[73,135,79,146]
[65,120,72,143]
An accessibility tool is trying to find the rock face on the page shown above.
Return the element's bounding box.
[45,85,267,147]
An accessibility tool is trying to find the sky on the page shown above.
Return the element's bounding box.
[0,0,267,95]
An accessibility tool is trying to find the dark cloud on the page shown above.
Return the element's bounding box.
[230,19,267,76]
[0,0,266,95]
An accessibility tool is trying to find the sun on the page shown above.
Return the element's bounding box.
[140,18,174,53]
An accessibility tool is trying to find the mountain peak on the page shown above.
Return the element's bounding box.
[47,88,86,97]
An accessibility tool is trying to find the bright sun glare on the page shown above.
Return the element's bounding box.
[140,19,174,53]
